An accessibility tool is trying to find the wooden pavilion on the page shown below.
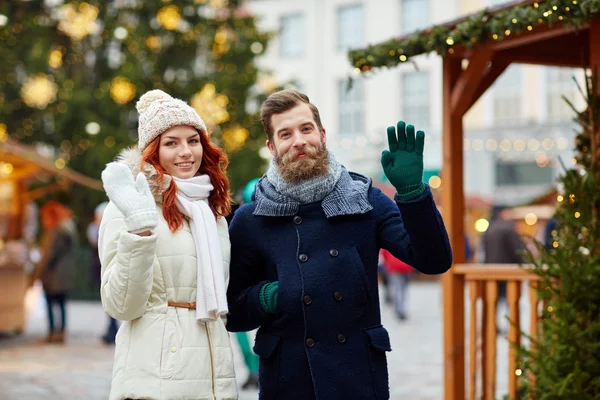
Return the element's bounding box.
[349,0,600,398]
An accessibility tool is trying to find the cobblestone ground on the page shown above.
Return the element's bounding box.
[0,281,522,399]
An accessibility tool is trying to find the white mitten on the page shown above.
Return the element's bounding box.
[101,162,159,234]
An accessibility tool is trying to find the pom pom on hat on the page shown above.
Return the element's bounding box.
[136,90,173,114]
[136,89,207,151]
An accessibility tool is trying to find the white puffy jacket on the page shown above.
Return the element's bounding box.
[98,147,238,400]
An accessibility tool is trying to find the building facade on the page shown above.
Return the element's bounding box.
[247,0,582,205]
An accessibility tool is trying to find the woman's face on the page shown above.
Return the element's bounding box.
[158,125,203,179]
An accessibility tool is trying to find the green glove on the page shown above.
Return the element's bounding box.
[259,281,278,314]
[381,121,426,200]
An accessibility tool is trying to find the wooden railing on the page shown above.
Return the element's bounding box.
[452,264,542,400]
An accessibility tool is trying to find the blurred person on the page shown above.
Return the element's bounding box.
[481,206,525,333]
[226,89,453,399]
[87,201,119,345]
[99,90,237,399]
[35,201,78,344]
[381,249,414,321]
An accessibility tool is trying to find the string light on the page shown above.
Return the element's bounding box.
[20,74,58,109]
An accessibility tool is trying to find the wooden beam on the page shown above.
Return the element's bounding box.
[503,53,586,68]
[590,18,600,171]
[441,57,465,400]
[451,48,494,116]
[466,58,510,112]
[490,22,585,52]
[591,18,600,79]
[24,180,71,201]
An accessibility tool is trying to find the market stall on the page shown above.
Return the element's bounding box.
[0,139,102,334]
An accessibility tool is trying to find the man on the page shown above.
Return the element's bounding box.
[226,90,452,400]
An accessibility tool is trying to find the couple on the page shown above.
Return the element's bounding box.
[99,89,453,400]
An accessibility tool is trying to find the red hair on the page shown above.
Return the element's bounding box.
[40,201,73,229]
[141,129,232,232]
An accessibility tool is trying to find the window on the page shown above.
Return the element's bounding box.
[495,161,554,186]
[337,4,364,50]
[402,71,430,130]
[338,78,365,137]
[401,0,430,34]
[492,66,522,125]
[279,14,304,57]
[546,67,577,121]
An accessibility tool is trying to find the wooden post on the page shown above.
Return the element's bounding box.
[441,56,466,400]
[484,281,499,400]
[8,180,25,239]
[507,281,522,400]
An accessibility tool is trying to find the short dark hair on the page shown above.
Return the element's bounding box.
[260,89,323,142]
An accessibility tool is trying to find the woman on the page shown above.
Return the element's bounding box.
[99,90,238,399]
[36,201,78,344]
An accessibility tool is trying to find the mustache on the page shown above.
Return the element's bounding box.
[280,145,320,163]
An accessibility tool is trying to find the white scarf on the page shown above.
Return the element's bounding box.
[173,175,228,322]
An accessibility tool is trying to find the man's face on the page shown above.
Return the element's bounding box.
[267,103,329,183]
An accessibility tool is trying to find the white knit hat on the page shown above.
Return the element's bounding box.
[136,89,207,151]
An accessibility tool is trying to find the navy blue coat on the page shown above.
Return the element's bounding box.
[227,184,452,400]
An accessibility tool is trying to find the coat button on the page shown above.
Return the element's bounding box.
[293,216,302,225]
[329,249,339,257]
[303,295,312,305]
[171,346,177,353]
[337,334,346,344]
[306,338,315,348]
[334,292,343,301]
[298,254,308,262]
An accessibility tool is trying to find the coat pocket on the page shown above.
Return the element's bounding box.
[364,325,391,400]
[348,246,372,301]
[253,332,281,399]
[160,318,178,379]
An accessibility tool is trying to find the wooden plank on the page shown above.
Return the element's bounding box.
[480,283,487,400]
[588,18,600,73]
[528,282,539,389]
[466,58,510,113]
[468,280,480,400]
[451,48,494,117]
[484,281,498,400]
[507,281,522,400]
[453,264,540,281]
[441,56,465,400]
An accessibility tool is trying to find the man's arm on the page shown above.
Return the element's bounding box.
[375,185,452,275]
[226,205,277,332]
[378,121,452,274]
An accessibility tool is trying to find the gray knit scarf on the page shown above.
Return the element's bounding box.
[254,152,373,218]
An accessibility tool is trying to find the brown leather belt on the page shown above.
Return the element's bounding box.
[167,301,196,310]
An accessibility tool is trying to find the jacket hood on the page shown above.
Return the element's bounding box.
[116,145,172,204]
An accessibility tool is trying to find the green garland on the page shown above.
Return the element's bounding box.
[349,0,600,73]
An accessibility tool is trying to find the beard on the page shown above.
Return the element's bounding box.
[275,142,329,184]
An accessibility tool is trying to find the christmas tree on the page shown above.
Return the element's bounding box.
[518,70,600,398]
[0,0,273,219]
